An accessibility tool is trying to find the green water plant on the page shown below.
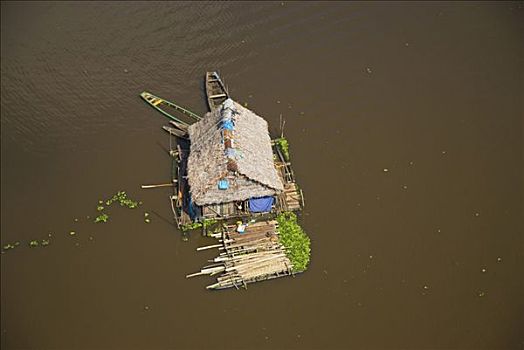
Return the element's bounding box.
[181,222,203,232]
[2,242,18,251]
[276,212,311,272]
[275,137,290,161]
[94,191,141,224]
[94,213,109,223]
[104,191,139,209]
[203,218,218,229]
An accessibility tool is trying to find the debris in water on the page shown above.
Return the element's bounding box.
[29,240,39,247]
[145,218,151,224]
[69,231,76,236]
[366,67,372,74]
[496,257,502,263]
[402,185,408,190]
[409,161,414,166]
[481,267,487,273]
[144,305,150,311]
[478,291,486,297]
[383,168,389,173]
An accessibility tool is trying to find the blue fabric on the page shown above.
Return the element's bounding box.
[249,196,274,213]
[222,120,234,130]
[188,198,199,220]
[218,179,229,190]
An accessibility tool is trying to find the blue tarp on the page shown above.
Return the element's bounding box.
[249,196,274,213]
[222,120,234,130]
[218,179,229,190]
[188,198,200,220]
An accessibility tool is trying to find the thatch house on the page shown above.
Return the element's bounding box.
[187,99,284,219]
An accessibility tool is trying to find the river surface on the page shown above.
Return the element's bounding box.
[1,2,523,349]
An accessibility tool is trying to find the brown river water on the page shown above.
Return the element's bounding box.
[1,2,523,349]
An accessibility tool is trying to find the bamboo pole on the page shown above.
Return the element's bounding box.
[141,182,176,189]
[196,244,222,251]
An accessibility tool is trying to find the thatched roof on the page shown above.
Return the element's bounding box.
[187,99,284,206]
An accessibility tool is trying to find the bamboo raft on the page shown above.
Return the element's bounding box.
[187,220,294,289]
[205,71,229,112]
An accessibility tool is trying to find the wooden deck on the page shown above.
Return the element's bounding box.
[272,143,304,212]
[170,137,192,227]
[187,220,293,289]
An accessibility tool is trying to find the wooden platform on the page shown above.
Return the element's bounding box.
[273,143,304,212]
[187,220,293,289]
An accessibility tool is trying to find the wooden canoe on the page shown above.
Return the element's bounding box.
[169,120,189,133]
[205,71,229,112]
[140,91,201,125]
[162,126,188,139]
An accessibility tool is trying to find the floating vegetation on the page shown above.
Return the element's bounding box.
[94,213,109,223]
[276,212,311,272]
[181,222,203,232]
[274,137,290,161]
[94,190,142,224]
[104,191,139,209]
[2,242,19,251]
[203,218,218,229]
[1,189,146,256]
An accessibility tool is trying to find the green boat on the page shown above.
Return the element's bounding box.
[140,91,202,125]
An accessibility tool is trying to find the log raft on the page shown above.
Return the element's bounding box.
[187,220,294,289]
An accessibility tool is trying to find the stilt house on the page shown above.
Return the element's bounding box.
[186,99,284,219]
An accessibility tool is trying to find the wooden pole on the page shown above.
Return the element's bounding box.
[141,182,176,189]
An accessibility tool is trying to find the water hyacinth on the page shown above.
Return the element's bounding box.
[94,213,109,223]
[94,190,141,223]
[276,212,311,272]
